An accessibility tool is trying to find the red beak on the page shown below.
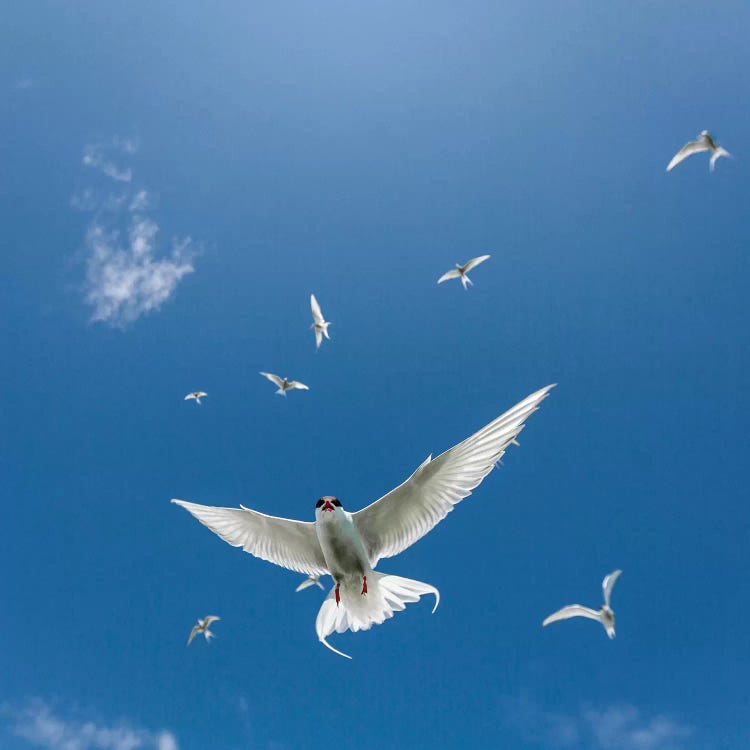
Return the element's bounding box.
[322,500,334,512]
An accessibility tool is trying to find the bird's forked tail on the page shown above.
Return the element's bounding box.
[315,572,440,659]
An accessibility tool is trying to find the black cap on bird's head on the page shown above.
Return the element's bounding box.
[316,496,342,512]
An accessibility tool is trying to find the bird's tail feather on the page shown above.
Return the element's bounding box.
[315,572,440,659]
[710,147,730,171]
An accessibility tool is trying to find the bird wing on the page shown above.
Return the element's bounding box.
[314,329,323,349]
[666,139,710,171]
[288,381,309,390]
[197,392,207,398]
[437,269,461,284]
[310,294,325,325]
[602,569,622,608]
[259,372,284,388]
[203,615,221,626]
[352,385,555,566]
[463,254,491,272]
[184,393,196,400]
[172,499,328,576]
[187,624,201,645]
[543,605,601,627]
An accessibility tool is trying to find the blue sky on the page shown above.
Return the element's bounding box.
[2,1,749,749]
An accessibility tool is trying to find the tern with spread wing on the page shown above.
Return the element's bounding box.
[666,131,731,172]
[310,294,331,350]
[184,391,207,405]
[437,255,490,290]
[173,384,554,658]
[259,372,309,396]
[187,615,220,645]
[543,570,622,639]
[296,576,324,592]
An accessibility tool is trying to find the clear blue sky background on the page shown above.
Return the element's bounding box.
[2,2,749,749]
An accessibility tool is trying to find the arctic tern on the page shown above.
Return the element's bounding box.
[666,131,730,172]
[310,294,331,350]
[543,569,622,639]
[187,615,220,645]
[259,372,309,396]
[173,384,554,658]
[437,255,490,290]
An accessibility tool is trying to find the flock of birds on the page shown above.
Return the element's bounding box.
[178,129,729,657]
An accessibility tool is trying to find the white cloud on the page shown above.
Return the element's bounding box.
[128,190,150,213]
[8,701,179,750]
[81,138,138,183]
[85,216,194,327]
[583,706,692,750]
[73,138,197,327]
[502,696,693,750]
[82,144,133,183]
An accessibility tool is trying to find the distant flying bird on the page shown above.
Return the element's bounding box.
[187,615,220,645]
[666,131,731,172]
[437,255,491,290]
[184,391,208,405]
[172,384,554,658]
[310,294,331,350]
[296,576,324,592]
[259,372,309,396]
[543,569,623,639]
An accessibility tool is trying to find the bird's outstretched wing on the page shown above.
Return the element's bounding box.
[314,329,323,349]
[172,499,327,576]
[463,254,491,272]
[310,294,325,325]
[437,269,461,284]
[288,381,309,390]
[666,139,709,171]
[352,385,555,566]
[602,569,622,608]
[184,393,196,400]
[259,372,284,388]
[203,615,221,626]
[542,605,601,627]
[187,624,201,645]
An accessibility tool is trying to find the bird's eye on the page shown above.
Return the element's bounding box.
[332,499,342,507]
[315,499,324,509]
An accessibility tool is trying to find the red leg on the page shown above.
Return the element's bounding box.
[335,582,340,606]
[361,575,368,595]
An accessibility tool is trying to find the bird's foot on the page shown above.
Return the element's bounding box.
[361,576,367,595]
[335,582,340,606]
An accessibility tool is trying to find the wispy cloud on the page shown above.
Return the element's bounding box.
[6,700,179,750]
[82,138,138,183]
[501,696,693,750]
[583,706,692,750]
[85,216,194,327]
[73,139,197,327]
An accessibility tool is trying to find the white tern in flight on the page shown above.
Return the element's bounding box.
[310,294,331,350]
[184,391,208,405]
[187,615,220,645]
[296,576,324,592]
[437,255,491,290]
[259,372,309,396]
[666,131,730,172]
[173,384,554,658]
[543,569,622,639]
